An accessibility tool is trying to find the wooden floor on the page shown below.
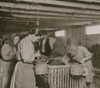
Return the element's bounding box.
[94,75,100,88]
[94,68,100,88]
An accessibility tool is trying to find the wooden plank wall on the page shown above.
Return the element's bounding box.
[65,25,86,45]
[65,25,100,48]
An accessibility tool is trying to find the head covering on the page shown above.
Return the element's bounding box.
[4,33,14,48]
[28,28,37,34]
[41,30,47,35]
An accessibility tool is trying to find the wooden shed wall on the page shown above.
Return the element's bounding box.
[65,25,100,48]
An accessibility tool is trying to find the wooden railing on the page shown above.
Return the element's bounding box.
[48,65,85,88]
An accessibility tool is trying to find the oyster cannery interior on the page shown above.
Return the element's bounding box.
[0,0,100,88]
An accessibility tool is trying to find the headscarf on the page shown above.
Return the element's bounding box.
[4,33,14,48]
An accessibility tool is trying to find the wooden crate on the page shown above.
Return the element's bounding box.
[48,65,70,88]
[48,65,85,88]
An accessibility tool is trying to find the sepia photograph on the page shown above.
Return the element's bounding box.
[0,0,100,88]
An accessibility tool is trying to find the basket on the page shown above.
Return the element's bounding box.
[35,63,48,75]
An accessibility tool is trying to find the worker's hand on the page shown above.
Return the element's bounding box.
[35,52,41,57]
[41,55,48,59]
[80,58,87,64]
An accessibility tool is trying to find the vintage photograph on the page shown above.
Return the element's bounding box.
[0,0,100,88]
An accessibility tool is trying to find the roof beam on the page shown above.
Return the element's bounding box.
[1,8,100,19]
[0,2,100,15]
[0,17,95,26]
[18,0,100,10]
[6,22,88,29]
[0,14,99,23]
[5,19,91,25]
[0,17,96,22]
[12,13,100,21]
[77,0,100,3]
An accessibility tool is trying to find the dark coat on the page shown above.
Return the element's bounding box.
[40,38,51,56]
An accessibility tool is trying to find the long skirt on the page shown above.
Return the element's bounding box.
[1,60,16,88]
[83,60,95,83]
[10,61,37,88]
[70,60,95,83]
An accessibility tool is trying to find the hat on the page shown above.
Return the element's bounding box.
[41,30,47,35]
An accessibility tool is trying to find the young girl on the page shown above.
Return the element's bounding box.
[10,29,41,88]
[1,34,20,88]
[67,43,95,88]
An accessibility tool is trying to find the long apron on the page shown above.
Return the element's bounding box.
[10,61,37,88]
[83,60,95,83]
